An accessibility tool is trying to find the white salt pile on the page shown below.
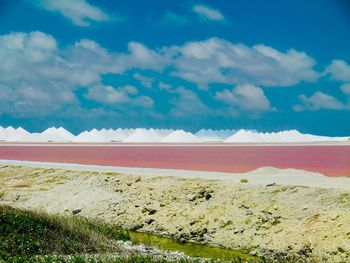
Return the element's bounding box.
[42,127,75,141]
[195,129,235,142]
[123,129,166,143]
[224,130,349,143]
[161,130,200,143]
[0,125,349,143]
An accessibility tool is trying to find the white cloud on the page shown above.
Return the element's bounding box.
[193,4,224,21]
[326,60,350,82]
[0,31,163,117]
[85,85,153,108]
[170,87,209,118]
[215,84,274,114]
[167,38,319,88]
[293,91,348,111]
[123,41,169,70]
[158,82,172,91]
[36,0,112,26]
[160,11,188,25]
[133,73,154,88]
[341,83,350,95]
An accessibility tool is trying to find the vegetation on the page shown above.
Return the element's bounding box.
[0,206,262,263]
[240,179,249,183]
[0,205,130,262]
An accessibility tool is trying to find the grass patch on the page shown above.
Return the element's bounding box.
[0,206,130,262]
[240,179,248,183]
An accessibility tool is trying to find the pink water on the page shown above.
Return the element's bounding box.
[0,145,349,177]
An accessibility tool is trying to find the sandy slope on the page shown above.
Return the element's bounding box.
[0,161,349,262]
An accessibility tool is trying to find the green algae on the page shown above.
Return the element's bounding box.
[129,231,257,262]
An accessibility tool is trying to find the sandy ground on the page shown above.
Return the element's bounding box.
[0,160,349,262]
[1,160,350,191]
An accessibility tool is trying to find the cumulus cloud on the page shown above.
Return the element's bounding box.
[341,83,350,95]
[293,91,349,111]
[36,0,112,26]
[0,31,162,117]
[0,30,336,121]
[167,38,320,88]
[85,85,153,108]
[215,84,274,114]
[326,59,350,82]
[170,87,209,118]
[193,4,224,21]
[158,82,172,91]
[133,73,154,88]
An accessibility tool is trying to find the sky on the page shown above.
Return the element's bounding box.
[0,0,350,135]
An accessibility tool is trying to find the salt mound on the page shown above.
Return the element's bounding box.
[42,127,75,141]
[161,130,200,143]
[225,129,312,143]
[73,129,106,143]
[1,126,31,142]
[102,128,134,142]
[7,133,46,142]
[195,129,235,142]
[123,129,164,143]
[224,129,350,143]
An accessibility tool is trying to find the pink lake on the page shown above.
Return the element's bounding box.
[0,145,349,177]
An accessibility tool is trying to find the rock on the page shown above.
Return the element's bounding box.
[135,177,141,183]
[246,210,253,216]
[117,210,126,216]
[187,193,196,201]
[337,247,345,253]
[130,224,144,231]
[179,238,186,243]
[205,193,212,200]
[72,208,81,215]
[198,228,208,237]
[149,209,157,215]
[145,218,155,225]
[142,207,157,215]
[331,213,339,221]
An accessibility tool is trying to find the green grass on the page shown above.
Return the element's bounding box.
[0,205,130,262]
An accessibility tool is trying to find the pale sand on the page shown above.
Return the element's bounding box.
[0,161,349,262]
[0,159,350,190]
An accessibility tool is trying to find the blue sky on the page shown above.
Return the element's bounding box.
[0,0,350,135]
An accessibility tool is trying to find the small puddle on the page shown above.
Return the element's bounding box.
[129,231,256,261]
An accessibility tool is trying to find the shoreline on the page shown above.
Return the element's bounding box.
[1,159,350,191]
[0,159,350,191]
